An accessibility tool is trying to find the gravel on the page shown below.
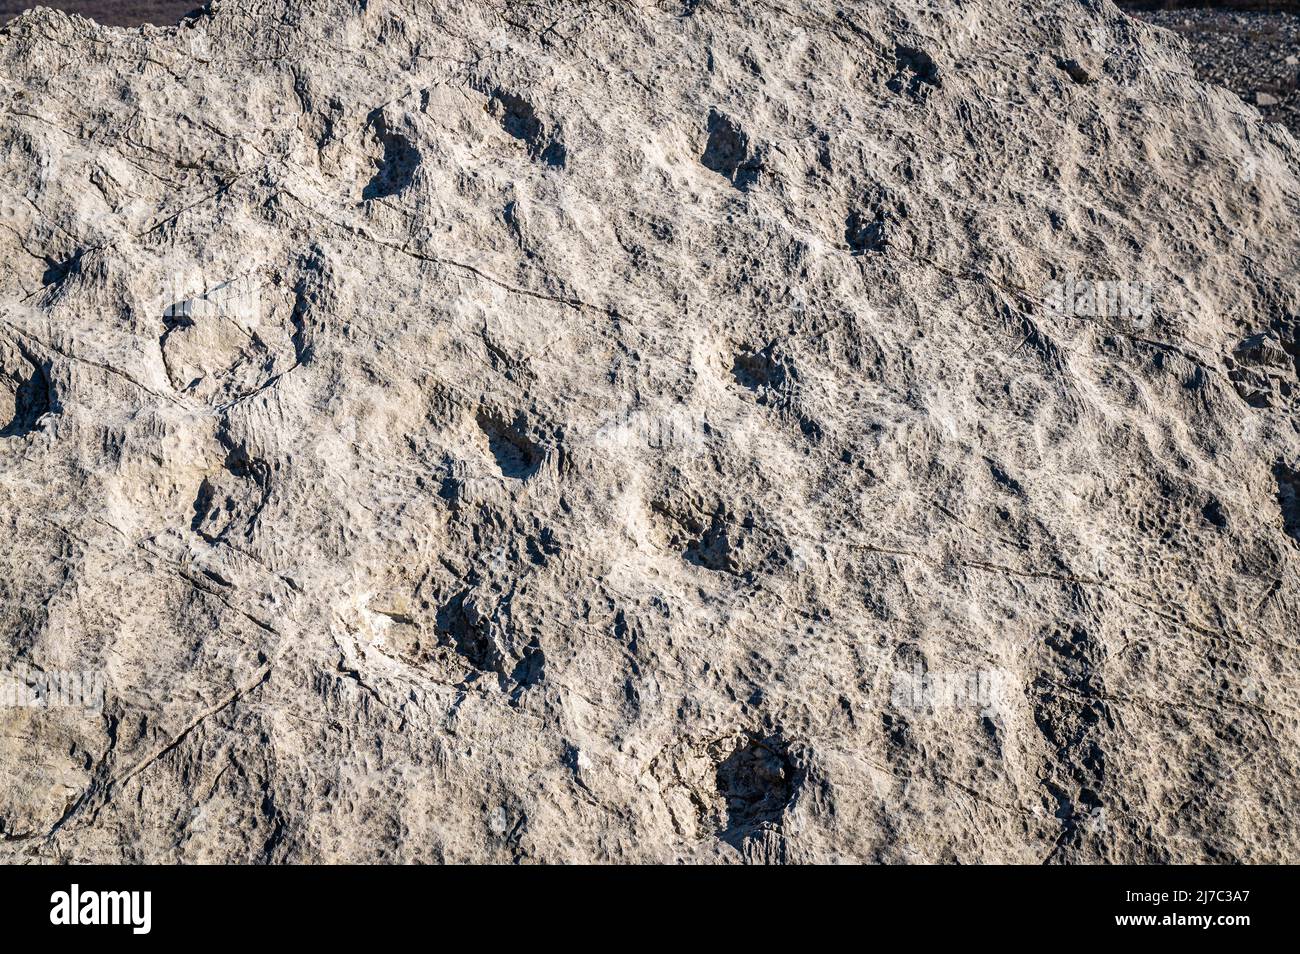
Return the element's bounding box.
[1127,7,1300,135]
[0,2,197,28]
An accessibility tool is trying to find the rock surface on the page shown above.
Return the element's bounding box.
[0,0,1298,864]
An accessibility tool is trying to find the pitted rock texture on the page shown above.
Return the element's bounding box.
[0,0,1298,863]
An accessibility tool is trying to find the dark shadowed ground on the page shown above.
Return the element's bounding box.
[1125,1,1299,8]
[1130,6,1300,133]
[0,1,197,27]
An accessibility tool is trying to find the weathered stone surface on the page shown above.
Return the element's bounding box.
[0,0,1298,863]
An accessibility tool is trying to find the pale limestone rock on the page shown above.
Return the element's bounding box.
[0,0,1298,863]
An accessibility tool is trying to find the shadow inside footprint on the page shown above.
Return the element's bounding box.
[363,110,421,200]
